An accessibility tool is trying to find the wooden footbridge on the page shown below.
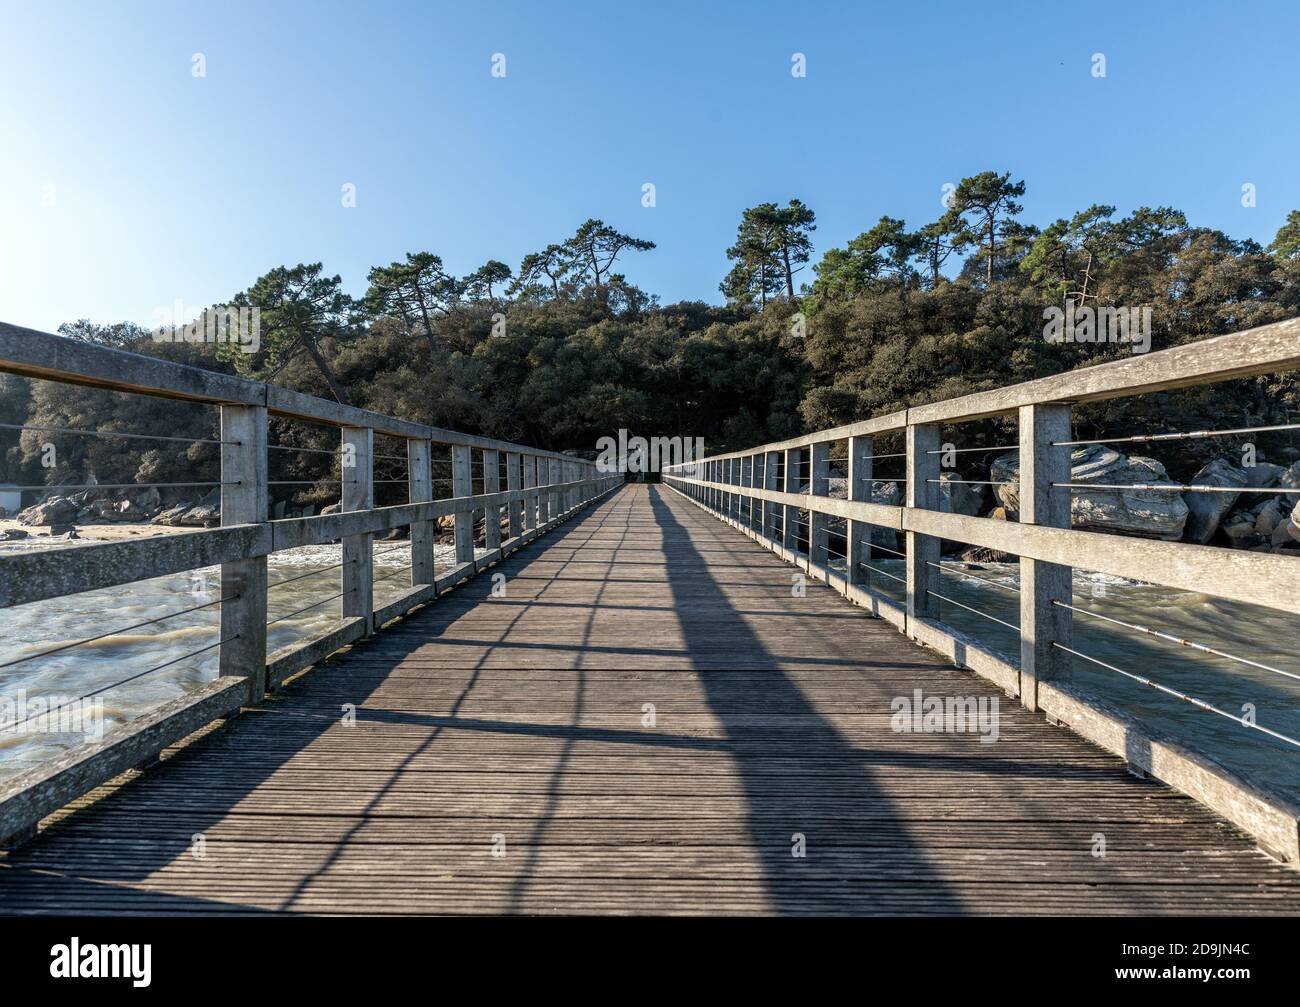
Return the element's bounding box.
[1,319,1299,915]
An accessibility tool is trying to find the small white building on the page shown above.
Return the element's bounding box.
[0,484,21,515]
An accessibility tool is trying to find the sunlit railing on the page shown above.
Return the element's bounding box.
[0,321,620,845]
[665,316,1300,863]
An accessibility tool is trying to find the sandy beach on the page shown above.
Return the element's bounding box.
[0,518,203,546]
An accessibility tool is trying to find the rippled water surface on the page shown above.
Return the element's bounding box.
[0,537,466,780]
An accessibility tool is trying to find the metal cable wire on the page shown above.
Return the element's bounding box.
[268,443,337,456]
[0,594,237,671]
[926,588,1020,632]
[0,422,232,446]
[1053,600,1300,684]
[927,560,1022,596]
[374,563,414,584]
[8,481,233,491]
[1053,482,1300,494]
[925,479,1011,486]
[859,561,907,585]
[5,635,235,732]
[1057,423,1300,447]
[926,445,1019,454]
[267,590,347,626]
[1051,642,1300,750]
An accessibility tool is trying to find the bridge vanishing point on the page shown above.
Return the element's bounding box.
[1,319,1299,915]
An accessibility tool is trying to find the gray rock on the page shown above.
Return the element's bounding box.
[939,471,987,516]
[1221,512,1262,549]
[0,528,31,541]
[151,502,193,526]
[1183,457,1247,544]
[180,489,221,526]
[1254,499,1287,536]
[17,496,77,527]
[991,444,1188,539]
[871,481,902,506]
[1244,461,1286,488]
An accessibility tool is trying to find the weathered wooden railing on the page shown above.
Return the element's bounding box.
[666,316,1300,863]
[0,322,620,844]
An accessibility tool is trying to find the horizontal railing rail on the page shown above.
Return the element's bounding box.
[665,315,1300,864]
[0,322,621,845]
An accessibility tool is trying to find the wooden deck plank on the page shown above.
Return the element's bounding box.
[2,484,1297,916]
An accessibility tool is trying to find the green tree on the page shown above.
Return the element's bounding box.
[222,263,353,404]
[562,219,656,295]
[363,252,461,354]
[810,216,918,305]
[511,244,573,299]
[464,260,513,302]
[945,171,1029,284]
[1268,210,1300,260]
[914,218,958,288]
[721,204,783,307]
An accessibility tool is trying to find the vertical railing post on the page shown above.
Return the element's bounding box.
[810,441,830,567]
[539,456,551,524]
[483,449,501,551]
[219,404,268,705]
[905,423,941,624]
[452,443,474,565]
[782,447,801,552]
[848,435,872,589]
[741,455,751,528]
[342,426,374,636]
[523,454,538,531]
[549,458,561,521]
[408,438,434,586]
[1019,403,1074,711]
[764,450,780,540]
[506,451,523,539]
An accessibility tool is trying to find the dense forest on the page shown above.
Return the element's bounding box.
[4,171,1300,512]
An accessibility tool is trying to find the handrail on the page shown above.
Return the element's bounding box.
[0,323,621,846]
[664,316,1300,864]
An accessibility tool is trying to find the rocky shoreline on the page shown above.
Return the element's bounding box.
[825,445,1300,560]
[0,481,453,545]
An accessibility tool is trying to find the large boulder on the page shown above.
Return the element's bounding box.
[1221,509,1264,549]
[991,444,1188,540]
[938,471,987,516]
[1183,457,1247,544]
[871,480,902,506]
[152,502,193,526]
[1286,500,1300,544]
[1245,461,1286,489]
[17,496,77,527]
[179,489,221,526]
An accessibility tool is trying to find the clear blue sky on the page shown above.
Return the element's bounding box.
[3,0,1298,333]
